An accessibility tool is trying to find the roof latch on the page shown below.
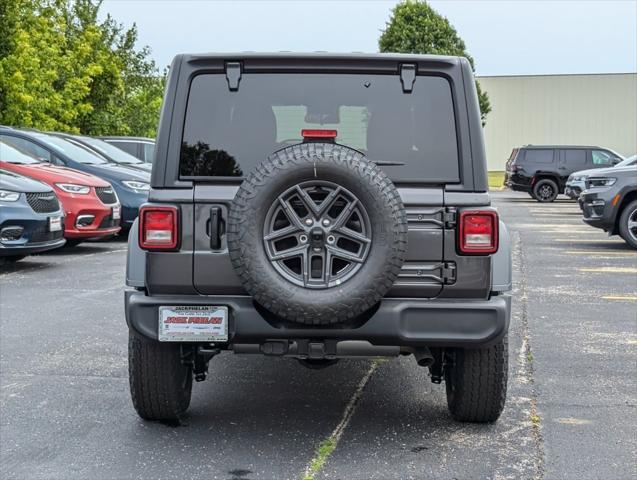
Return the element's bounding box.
[399,63,417,93]
[225,62,242,91]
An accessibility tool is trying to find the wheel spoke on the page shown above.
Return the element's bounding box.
[269,244,308,261]
[263,224,301,242]
[628,219,637,230]
[332,198,358,229]
[326,244,364,263]
[336,226,371,244]
[278,195,306,230]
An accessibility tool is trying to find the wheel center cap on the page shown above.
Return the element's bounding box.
[310,227,325,250]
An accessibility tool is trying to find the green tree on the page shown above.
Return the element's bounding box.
[0,0,164,137]
[379,0,491,125]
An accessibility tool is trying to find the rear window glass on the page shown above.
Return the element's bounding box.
[180,73,459,182]
[524,149,554,163]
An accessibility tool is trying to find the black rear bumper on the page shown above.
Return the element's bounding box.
[125,291,511,349]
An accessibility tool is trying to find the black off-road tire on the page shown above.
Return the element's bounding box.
[618,199,637,249]
[533,179,558,203]
[227,143,407,325]
[128,332,192,421]
[445,335,508,423]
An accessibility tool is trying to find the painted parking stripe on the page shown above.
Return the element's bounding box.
[601,295,637,301]
[579,267,637,273]
[565,250,637,256]
[553,237,623,244]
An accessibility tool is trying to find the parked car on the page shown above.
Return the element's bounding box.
[0,128,150,231]
[125,53,513,423]
[0,169,66,263]
[0,140,121,246]
[566,154,637,199]
[99,136,155,163]
[50,133,152,173]
[580,165,637,248]
[504,145,623,202]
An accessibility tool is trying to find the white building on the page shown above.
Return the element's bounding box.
[477,73,637,171]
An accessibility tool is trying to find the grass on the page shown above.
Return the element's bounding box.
[488,170,505,190]
[303,438,337,480]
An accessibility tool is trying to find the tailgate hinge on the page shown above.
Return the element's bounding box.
[225,61,242,91]
[399,63,417,93]
[443,207,457,228]
[441,262,457,285]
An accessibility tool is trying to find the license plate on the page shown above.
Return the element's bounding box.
[158,306,228,342]
[49,216,62,232]
[112,205,121,220]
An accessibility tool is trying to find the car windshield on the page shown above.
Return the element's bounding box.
[79,137,143,164]
[0,140,42,164]
[38,134,108,164]
[616,155,637,168]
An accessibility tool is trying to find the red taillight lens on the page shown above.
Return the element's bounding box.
[139,206,179,250]
[458,210,498,254]
[301,129,337,139]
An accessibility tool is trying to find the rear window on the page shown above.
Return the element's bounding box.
[524,149,554,164]
[563,149,587,165]
[179,73,460,182]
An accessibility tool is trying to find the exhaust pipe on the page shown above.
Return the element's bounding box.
[414,347,434,367]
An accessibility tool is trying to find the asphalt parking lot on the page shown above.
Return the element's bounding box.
[1,191,636,480]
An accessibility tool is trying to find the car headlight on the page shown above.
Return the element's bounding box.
[55,183,90,194]
[0,189,20,202]
[122,180,150,191]
[571,176,580,182]
[587,177,617,188]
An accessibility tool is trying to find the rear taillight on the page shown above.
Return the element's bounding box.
[458,210,498,255]
[301,129,337,139]
[139,206,179,250]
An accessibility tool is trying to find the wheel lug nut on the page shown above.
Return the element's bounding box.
[327,235,335,244]
[322,219,330,227]
[299,234,308,243]
[305,218,313,226]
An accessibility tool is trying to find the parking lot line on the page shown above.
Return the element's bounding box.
[553,239,623,243]
[601,295,637,301]
[579,267,637,273]
[565,250,637,256]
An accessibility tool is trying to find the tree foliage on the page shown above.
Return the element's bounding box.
[0,0,164,137]
[379,0,491,125]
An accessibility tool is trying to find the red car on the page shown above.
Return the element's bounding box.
[0,140,121,245]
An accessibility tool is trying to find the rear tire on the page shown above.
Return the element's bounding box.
[445,336,508,423]
[618,199,637,249]
[533,179,558,202]
[128,332,192,421]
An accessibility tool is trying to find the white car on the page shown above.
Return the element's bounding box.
[566,154,636,199]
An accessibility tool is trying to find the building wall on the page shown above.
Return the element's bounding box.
[477,73,637,171]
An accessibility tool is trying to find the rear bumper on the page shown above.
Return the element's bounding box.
[125,291,511,349]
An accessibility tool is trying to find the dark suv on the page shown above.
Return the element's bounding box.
[125,53,512,423]
[504,145,622,202]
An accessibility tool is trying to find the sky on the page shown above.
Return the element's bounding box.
[100,0,637,76]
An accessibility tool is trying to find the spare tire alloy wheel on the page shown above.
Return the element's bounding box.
[263,180,371,289]
[227,143,408,325]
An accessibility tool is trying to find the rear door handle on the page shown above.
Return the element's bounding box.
[209,206,222,249]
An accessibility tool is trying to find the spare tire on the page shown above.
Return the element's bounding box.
[227,143,407,325]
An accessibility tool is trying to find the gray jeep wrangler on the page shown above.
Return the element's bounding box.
[125,53,512,423]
